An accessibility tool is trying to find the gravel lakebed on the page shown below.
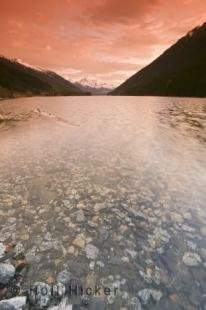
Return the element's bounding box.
[0,98,206,309]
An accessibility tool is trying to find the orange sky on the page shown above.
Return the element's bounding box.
[1,0,206,86]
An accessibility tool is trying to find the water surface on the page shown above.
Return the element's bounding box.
[0,96,206,309]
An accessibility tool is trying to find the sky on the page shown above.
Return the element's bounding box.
[1,0,206,87]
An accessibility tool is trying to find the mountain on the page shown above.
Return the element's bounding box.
[75,78,114,95]
[0,56,87,98]
[111,22,206,97]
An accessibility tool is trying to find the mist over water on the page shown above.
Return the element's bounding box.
[0,96,206,309]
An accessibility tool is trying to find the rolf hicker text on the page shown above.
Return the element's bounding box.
[28,284,119,298]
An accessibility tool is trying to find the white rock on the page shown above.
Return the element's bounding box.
[125,249,137,259]
[183,252,202,266]
[68,246,75,255]
[182,225,195,233]
[155,228,171,243]
[129,209,147,220]
[72,234,85,248]
[0,242,6,258]
[122,291,129,299]
[138,289,163,305]
[121,256,129,263]
[200,248,206,260]
[63,200,71,208]
[187,240,197,251]
[183,212,192,220]
[0,263,15,285]
[171,212,183,225]
[150,289,163,302]
[14,243,25,256]
[107,294,115,304]
[94,203,107,212]
[96,261,105,268]
[200,226,206,237]
[0,296,26,309]
[89,261,95,270]
[48,298,72,310]
[76,210,85,222]
[76,203,87,210]
[48,306,72,310]
[85,244,99,259]
[138,289,151,305]
[139,265,167,286]
[57,270,73,285]
[129,297,142,310]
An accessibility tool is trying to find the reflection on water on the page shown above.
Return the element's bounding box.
[0,96,206,309]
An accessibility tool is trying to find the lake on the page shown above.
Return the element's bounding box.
[0,96,206,309]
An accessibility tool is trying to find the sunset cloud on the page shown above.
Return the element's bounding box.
[1,0,206,86]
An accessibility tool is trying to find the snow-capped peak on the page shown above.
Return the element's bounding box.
[76,78,114,89]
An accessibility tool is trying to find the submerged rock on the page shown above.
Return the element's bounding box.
[138,289,151,305]
[57,270,73,286]
[182,224,195,233]
[98,227,109,242]
[187,240,197,251]
[139,265,169,286]
[170,212,184,225]
[72,234,86,248]
[150,289,163,302]
[200,226,206,237]
[67,246,75,255]
[138,288,163,305]
[75,210,85,222]
[129,297,142,310]
[94,203,107,213]
[183,252,202,266]
[0,242,6,258]
[85,244,99,260]
[0,263,15,285]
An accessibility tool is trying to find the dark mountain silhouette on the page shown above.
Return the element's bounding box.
[111,22,206,97]
[0,56,87,98]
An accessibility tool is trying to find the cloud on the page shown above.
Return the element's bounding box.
[79,0,161,25]
[45,45,52,51]
[1,0,206,85]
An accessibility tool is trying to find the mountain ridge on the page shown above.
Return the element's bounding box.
[0,56,87,98]
[111,22,206,97]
